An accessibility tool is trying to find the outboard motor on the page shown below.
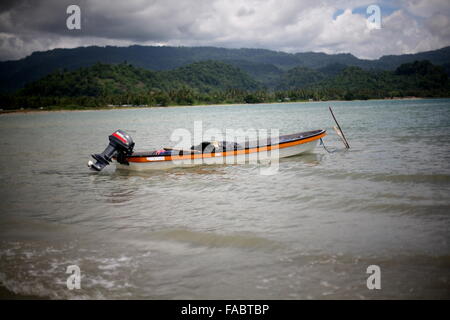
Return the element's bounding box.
[88,129,135,171]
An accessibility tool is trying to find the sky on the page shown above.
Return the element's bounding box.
[0,0,449,61]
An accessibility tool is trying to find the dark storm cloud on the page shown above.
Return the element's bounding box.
[0,0,25,13]
[0,0,449,61]
[0,0,87,35]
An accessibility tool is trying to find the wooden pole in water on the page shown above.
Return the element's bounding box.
[329,106,350,149]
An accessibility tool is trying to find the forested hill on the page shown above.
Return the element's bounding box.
[310,61,450,100]
[1,59,448,110]
[20,61,261,97]
[1,45,450,92]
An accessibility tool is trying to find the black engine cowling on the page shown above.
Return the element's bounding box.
[88,130,135,171]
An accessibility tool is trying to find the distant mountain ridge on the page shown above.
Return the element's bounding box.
[12,59,450,99]
[21,61,261,97]
[1,45,450,92]
[1,59,448,110]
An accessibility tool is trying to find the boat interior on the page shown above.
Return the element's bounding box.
[128,129,325,157]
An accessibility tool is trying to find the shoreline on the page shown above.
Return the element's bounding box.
[0,96,433,115]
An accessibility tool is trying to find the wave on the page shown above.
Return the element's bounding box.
[149,229,281,250]
[319,171,450,184]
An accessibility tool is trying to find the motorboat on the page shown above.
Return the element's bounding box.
[88,129,327,171]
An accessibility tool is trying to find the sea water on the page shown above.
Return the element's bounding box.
[0,99,449,299]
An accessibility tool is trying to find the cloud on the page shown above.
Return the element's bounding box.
[403,0,450,18]
[0,0,449,61]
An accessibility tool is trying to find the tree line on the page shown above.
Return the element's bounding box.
[0,60,449,110]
